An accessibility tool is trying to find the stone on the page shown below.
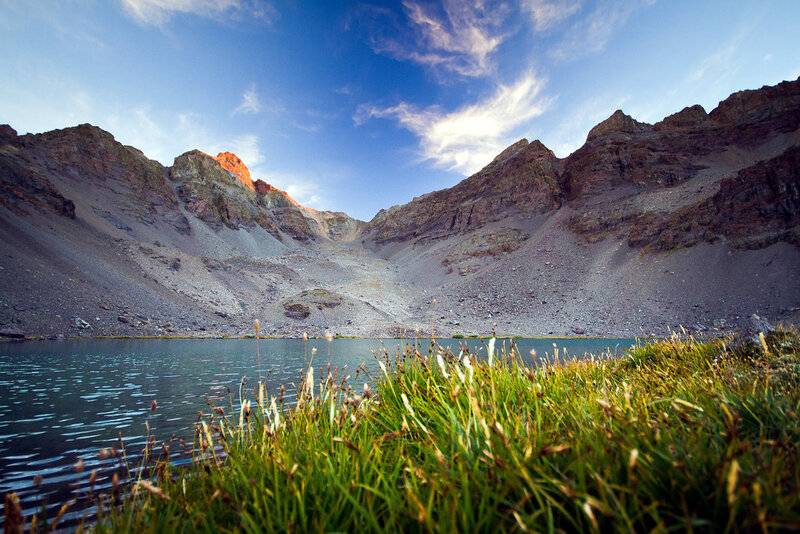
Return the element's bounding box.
[284,303,311,320]
[0,326,25,338]
[749,314,774,334]
[214,151,255,191]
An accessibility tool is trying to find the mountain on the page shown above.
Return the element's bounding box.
[1,78,799,339]
[366,78,800,247]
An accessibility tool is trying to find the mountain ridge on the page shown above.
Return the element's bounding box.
[364,77,800,247]
[1,77,799,339]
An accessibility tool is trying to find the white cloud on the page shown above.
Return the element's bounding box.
[84,103,266,171]
[233,85,262,115]
[216,134,264,167]
[686,36,743,85]
[522,0,581,31]
[259,170,324,208]
[550,0,650,61]
[120,0,277,26]
[335,84,356,96]
[356,71,550,175]
[369,0,512,78]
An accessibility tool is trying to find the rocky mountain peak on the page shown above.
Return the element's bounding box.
[253,178,302,208]
[490,138,529,165]
[586,110,651,141]
[710,77,800,123]
[0,124,17,141]
[527,139,551,153]
[522,139,557,163]
[214,151,255,191]
[253,179,276,195]
[654,105,709,130]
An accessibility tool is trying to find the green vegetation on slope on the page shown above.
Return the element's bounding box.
[97,331,799,532]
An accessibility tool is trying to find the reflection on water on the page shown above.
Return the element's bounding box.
[0,336,632,526]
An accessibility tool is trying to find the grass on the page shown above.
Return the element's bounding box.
[17,329,799,532]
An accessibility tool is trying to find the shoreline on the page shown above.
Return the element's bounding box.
[0,332,642,342]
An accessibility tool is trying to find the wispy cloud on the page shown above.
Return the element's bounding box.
[104,107,266,171]
[259,170,324,207]
[120,0,277,26]
[217,134,264,166]
[522,0,581,31]
[335,84,357,96]
[549,0,650,61]
[544,93,629,157]
[355,71,550,175]
[360,0,512,79]
[628,27,749,123]
[233,85,262,115]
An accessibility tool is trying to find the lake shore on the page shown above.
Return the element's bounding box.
[67,328,800,533]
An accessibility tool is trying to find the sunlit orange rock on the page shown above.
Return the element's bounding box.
[214,151,255,191]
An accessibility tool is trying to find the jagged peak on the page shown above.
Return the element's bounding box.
[174,149,212,160]
[253,179,301,207]
[527,139,548,151]
[0,124,18,140]
[485,138,556,170]
[172,150,258,193]
[214,151,255,191]
[586,110,652,141]
[525,139,556,159]
[27,123,119,145]
[490,138,529,165]
[709,76,800,124]
[655,105,708,130]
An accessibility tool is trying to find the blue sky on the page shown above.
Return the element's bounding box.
[1,0,798,220]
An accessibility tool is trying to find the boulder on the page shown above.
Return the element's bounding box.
[284,303,311,320]
[0,326,25,338]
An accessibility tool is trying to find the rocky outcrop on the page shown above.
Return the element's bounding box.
[586,110,652,141]
[709,77,800,135]
[214,151,255,191]
[0,124,364,243]
[0,130,76,218]
[0,123,187,231]
[364,138,560,244]
[170,150,279,233]
[629,146,800,250]
[281,289,343,320]
[654,105,709,130]
[169,150,365,242]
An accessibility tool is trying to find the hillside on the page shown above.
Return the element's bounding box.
[1,78,799,338]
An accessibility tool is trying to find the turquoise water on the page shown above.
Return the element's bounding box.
[0,337,633,525]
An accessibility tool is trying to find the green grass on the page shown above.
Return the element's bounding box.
[94,330,800,533]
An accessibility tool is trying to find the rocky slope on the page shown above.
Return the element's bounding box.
[1,78,799,339]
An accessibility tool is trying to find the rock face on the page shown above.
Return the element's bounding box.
[364,138,560,244]
[654,105,709,130]
[0,124,365,243]
[0,123,188,231]
[214,151,255,191]
[171,150,277,231]
[368,77,800,252]
[586,110,652,140]
[629,145,800,250]
[169,151,364,242]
